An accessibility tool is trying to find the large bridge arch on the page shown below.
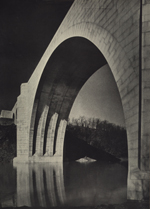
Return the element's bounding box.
[15,23,140,196]
[21,23,139,166]
[13,0,150,200]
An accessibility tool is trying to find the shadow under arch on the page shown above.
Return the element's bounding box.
[30,37,107,156]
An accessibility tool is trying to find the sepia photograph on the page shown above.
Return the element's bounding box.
[0,0,149,208]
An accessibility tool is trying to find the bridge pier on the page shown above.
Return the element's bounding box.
[14,83,29,161]
[14,105,66,163]
[128,168,150,200]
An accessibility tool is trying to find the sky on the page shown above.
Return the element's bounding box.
[0,0,125,127]
[70,65,125,127]
[0,0,73,110]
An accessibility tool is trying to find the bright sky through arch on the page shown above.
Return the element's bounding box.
[69,64,125,127]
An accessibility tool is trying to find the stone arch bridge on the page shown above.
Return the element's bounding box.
[1,0,150,200]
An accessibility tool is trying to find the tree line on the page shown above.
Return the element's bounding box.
[67,116,128,158]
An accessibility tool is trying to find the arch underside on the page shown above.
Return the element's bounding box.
[29,37,107,160]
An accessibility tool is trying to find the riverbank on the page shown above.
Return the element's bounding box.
[2,200,149,209]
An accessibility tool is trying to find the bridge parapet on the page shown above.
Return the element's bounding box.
[0,110,14,126]
[0,110,13,119]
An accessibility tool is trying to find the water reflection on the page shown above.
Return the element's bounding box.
[14,163,66,207]
[63,161,127,206]
[0,161,127,207]
[0,164,16,207]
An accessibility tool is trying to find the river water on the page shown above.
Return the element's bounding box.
[0,161,127,207]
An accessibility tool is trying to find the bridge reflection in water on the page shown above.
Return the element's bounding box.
[1,161,127,207]
[15,163,66,207]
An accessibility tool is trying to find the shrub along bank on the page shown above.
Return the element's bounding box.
[0,124,16,163]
